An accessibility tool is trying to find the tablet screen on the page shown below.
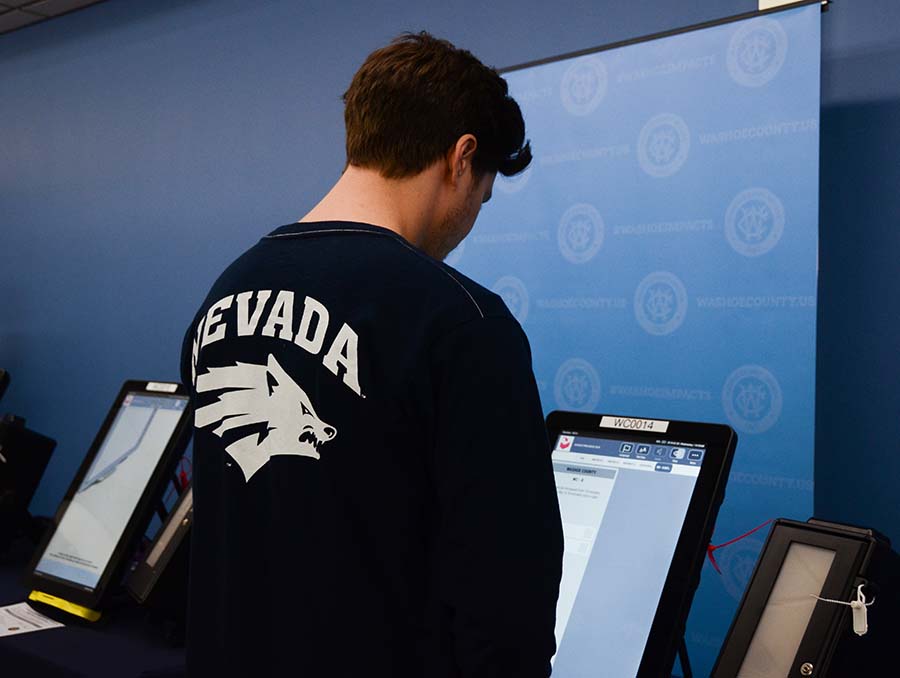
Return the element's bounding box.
[551,430,706,676]
[34,392,188,590]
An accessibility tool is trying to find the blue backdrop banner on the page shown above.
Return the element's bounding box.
[449,4,821,674]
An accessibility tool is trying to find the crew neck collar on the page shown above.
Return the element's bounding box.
[266,220,407,241]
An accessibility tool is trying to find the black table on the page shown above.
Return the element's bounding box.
[0,538,184,678]
[1,537,691,678]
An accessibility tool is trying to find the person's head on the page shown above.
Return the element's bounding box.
[343,32,532,259]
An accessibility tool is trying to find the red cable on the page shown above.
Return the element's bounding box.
[706,519,774,574]
[162,457,193,506]
[177,457,192,489]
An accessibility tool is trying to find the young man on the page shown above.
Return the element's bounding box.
[181,32,563,677]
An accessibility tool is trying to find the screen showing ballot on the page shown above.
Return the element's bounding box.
[551,431,706,676]
[34,393,188,590]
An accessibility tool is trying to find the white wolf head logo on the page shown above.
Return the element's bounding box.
[194,354,336,481]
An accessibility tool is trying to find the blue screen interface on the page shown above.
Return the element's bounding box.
[35,392,186,590]
[551,430,705,676]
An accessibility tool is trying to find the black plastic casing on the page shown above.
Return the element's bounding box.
[712,518,900,677]
[25,380,191,611]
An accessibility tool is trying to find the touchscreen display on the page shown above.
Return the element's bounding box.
[35,392,187,590]
[551,431,706,676]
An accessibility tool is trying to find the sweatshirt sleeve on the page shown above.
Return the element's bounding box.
[429,315,564,678]
[179,309,204,392]
[179,322,194,392]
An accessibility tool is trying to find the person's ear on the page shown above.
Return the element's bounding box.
[448,134,478,185]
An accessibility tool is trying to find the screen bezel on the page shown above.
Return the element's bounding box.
[546,410,737,678]
[26,380,191,610]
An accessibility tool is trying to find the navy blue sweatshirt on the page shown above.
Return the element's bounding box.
[180,221,563,678]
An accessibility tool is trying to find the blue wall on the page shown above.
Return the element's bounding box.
[2,0,899,671]
[816,2,900,548]
[2,0,754,514]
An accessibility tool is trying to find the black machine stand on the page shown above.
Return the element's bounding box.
[677,637,693,678]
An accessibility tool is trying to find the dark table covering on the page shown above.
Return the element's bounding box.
[0,537,185,678]
[1,537,692,678]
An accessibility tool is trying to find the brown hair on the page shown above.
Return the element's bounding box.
[343,32,532,179]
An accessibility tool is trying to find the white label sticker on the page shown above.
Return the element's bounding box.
[599,416,669,433]
[758,0,794,9]
[146,382,179,393]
